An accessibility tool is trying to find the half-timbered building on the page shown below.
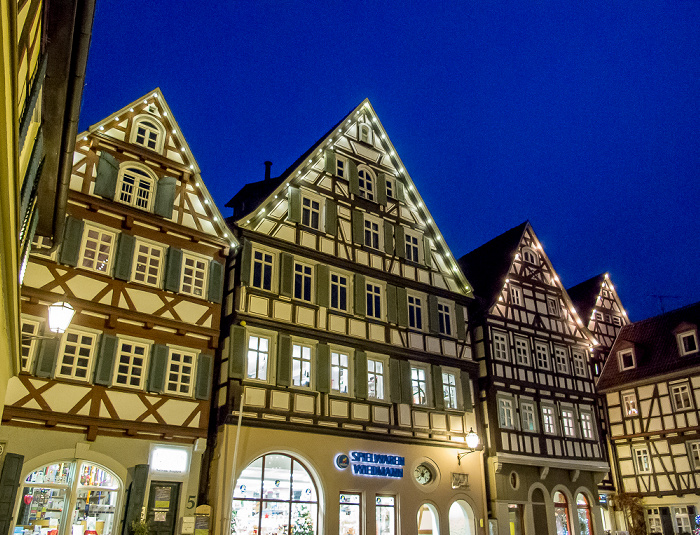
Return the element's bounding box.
[459,221,608,535]
[0,90,236,535]
[207,100,485,535]
[598,301,700,535]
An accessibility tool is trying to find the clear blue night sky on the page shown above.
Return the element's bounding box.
[78,1,700,322]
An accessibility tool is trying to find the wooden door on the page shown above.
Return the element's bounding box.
[146,481,180,535]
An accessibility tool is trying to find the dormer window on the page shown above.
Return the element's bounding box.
[130,116,165,153]
[678,330,698,356]
[117,166,156,211]
[357,166,375,201]
[618,348,636,371]
[359,123,372,144]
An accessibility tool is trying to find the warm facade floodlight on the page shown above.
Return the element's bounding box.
[47,301,75,334]
[457,428,480,465]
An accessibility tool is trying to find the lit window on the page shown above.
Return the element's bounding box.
[542,406,556,434]
[294,263,313,302]
[411,366,428,405]
[442,372,458,410]
[247,336,269,381]
[292,344,311,388]
[131,241,165,287]
[673,507,691,534]
[493,331,509,361]
[79,225,116,274]
[367,358,385,400]
[561,409,575,437]
[56,330,97,381]
[339,493,361,535]
[522,402,536,431]
[678,331,698,356]
[364,219,380,249]
[20,319,41,372]
[358,167,375,201]
[634,446,651,473]
[580,413,594,439]
[114,340,148,389]
[376,496,395,535]
[647,508,662,534]
[622,392,638,416]
[535,342,550,370]
[618,348,635,371]
[671,382,693,410]
[408,295,423,330]
[498,398,514,428]
[554,346,569,374]
[437,302,452,336]
[330,273,348,312]
[165,349,195,396]
[117,167,156,211]
[366,283,382,319]
[252,250,273,291]
[331,351,350,394]
[514,337,530,365]
[572,351,587,377]
[133,119,161,151]
[547,298,559,316]
[688,442,700,470]
[510,286,522,306]
[405,233,419,262]
[301,196,321,230]
[180,253,208,298]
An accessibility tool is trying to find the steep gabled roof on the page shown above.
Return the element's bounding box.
[597,301,700,391]
[568,273,607,321]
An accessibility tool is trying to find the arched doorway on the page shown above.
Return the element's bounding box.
[530,488,549,534]
[577,493,593,535]
[418,503,439,534]
[231,453,318,534]
[553,491,571,535]
[15,460,121,535]
[449,500,475,535]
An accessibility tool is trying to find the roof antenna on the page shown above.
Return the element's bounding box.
[650,294,681,314]
[264,161,272,181]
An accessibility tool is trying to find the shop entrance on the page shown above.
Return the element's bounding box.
[146,482,180,535]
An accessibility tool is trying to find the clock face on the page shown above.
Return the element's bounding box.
[414,464,433,485]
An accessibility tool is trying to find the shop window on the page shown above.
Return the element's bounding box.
[376,496,395,535]
[417,503,439,534]
[16,461,120,535]
[232,453,318,535]
[553,491,571,535]
[576,494,593,535]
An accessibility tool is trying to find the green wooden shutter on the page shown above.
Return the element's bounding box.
[18,53,46,149]
[354,274,366,317]
[395,225,405,259]
[124,464,149,531]
[432,364,445,410]
[0,452,25,535]
[154,176,177,219]
[277,334,291,387]
[164,247,182,292]
[239,240,252,286]
[59,216,84,267]
[352,210,364,245]
[389,359,402,404]
[376,173,387,205]
[348,160,359,195]
[354,351,367,399]
[94,152,119,199]
[29,323,46,376]
[455,303,467,340]
[35,337,59,378]
[316,343,330,393]
[423,236,432,267]
[94,334,118,386]
[229,324,246,379]
[325,199,337,236]
[395,180,405,203]
[148,344,169,393]
[324,150,336,175]
[316,264,329,307]
[397,287,409,327]
[287,186,301,223]
[113,233,135,281]
[400,360,412,404]
[195,353,214,400]
[279,252,294,297]
[386,285,398,324]
[428,295,440,334]
[383,222,394,254]
[208,260,224,303]
[460,370,473,412]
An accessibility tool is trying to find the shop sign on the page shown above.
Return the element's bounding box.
[151,446,189,474]
[335,451,405,478]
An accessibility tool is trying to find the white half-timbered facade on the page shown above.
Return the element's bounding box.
[459,222,608,535]
[598,301,700,535]
[1,90,236,535]
[207,100,485,535]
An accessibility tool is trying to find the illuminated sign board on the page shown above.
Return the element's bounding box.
[335,451,404,478]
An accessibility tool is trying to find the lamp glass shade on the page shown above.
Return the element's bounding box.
[48,302,75,333]
[465,429,479,450]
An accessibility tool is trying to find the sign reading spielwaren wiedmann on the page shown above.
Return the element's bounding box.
[335,451,405,478]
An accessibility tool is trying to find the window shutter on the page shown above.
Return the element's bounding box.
[59,216,84,267]
[148,344,169,393]
[316,264,329,307]
[279,252,294,297]
[455,303,467,339]
[351,210,364,245]
[94,151,119,200]
[28,322,46,376]
[194,353,214,400]
[324,150,336,175]
[316,343,330,393]
[164,247,183,292]
[239,240,252,286]
[113,233,135,281]
[277,334,291,387]
[287,186,301,223]
[395,225,405,259]
[0,452,25,535]
[386,285,398,324]
[432,364,444,410]
[354,274,366,317]
[428,295,440,334]
[325,199,337,236]
[229,324,246,379]
[35,337,59,378]
[208,260,224,303]
[376,173,387,205]
[395,180,405,203]
[354,351,367,399]
[94,334,118,386]
[397,287,409,327]
[383,222,394,254]
[460,371,473,412]
[389,359,402,404]
[423,236,432,268]
[400,360,412,404]
[348,160,359,195]
[154,176,177,219]
[124,464,149,532]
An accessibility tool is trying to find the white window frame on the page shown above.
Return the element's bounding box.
[291,342,313,389]
[580,411,595,440]
[293,261,314,302]
[572,350,587,378]
[359,123,372,144]
[164,346,197,397]
[385,176,395,199]
[410,363,430,406]
[687,441,700,470]
[180,251,209,298]
[357,165,376,201]
[251,247,275,292]
[554,346,569,374]
[330,271,350,313]
[404,230,421,263]
[493,330,509,361]
[331,349,352,395]
[366,280,383,320]
[20,317,42,373]
[521,401,537,432]
[498,397,515,429]
[116,164,157,211]
[407,293,424,330]
[367,355,387,401]
[561,408,576,437]
[246,333,272,382]
[130,115,165,153]
[301,191,323,231]
[547,297,559,316]
[677,330,699,356]
[335,155,346,178]
[618,348,636,371]
[510,285,523,306]
[542,404,557,434]
[113,336,151,389]
[56,328,99,382]
[670,381,693,411]
[647,508,662,534]
[131,238,166,288]
[535,341,550,370]
[633,445,651,474]
[78,223,117,275]
[514,337,530,366]
[522,248,538,265]
[672,507,691,533]
[622,391,638,416]
[363,214,381,249]
[441,370,458,410]
[437,299,453,336]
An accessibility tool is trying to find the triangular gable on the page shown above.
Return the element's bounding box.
[74,89,235,247]
[227,98,473,295]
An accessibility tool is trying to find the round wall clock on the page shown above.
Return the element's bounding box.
[414,463,433,485]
